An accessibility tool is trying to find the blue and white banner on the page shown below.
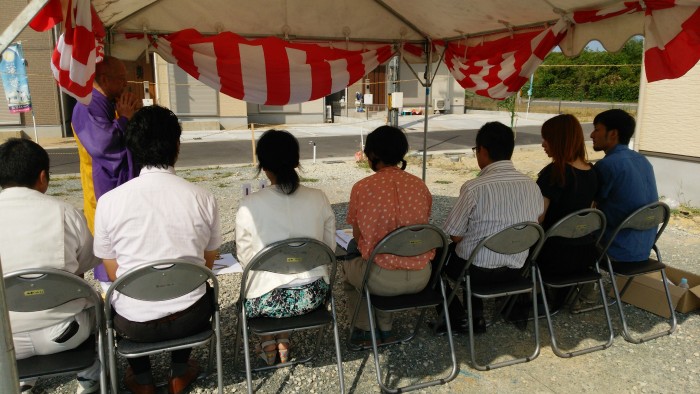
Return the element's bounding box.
[1,43,33,113]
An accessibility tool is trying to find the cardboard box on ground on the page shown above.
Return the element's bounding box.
[611,266,700,318]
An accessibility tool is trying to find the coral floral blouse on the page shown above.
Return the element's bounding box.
[347,166,434,270]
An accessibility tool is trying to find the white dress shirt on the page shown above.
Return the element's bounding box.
[94,166,222,322]
[0,187,99,333]
[444,160,543,269]
[235,185,336,298]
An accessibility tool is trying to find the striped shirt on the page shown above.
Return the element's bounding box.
[443,160,543,269]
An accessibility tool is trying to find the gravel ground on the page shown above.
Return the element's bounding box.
[34,144,699,393]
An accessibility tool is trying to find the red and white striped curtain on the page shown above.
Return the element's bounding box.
[29,0,104,104]
[153,29,394,105]
[444,0,700,99]
[442,20,568,100]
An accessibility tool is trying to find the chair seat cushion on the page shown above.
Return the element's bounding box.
[471,277,533,296]
[603,258,665,276]
[540,269,601,287]
[17,334,96,380]
[118,329,213,356]
[371,286,443,311]
[248,307,332,334]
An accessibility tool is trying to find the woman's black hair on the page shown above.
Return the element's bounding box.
[256,129,300,195]
[363,126,408,170]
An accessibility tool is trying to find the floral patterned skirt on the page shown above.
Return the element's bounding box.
[244,279,329,318]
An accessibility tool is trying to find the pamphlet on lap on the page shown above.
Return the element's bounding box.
[212,253,243,275]
[336,228,353,250]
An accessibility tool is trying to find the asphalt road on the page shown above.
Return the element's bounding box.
[47,123,592,175]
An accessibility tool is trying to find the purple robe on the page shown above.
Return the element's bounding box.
[72,88,138,281]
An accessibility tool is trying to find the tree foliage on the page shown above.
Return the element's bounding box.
[527,38,643,102]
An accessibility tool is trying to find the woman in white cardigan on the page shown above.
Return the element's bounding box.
[235,129,336,366]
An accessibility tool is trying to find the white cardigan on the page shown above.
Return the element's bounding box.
[235,185,336,298]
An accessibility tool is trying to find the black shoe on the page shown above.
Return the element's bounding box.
[429,317,470,336]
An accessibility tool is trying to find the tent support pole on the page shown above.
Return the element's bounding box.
[0,2,49,392]
[0,0,48,54]
[402,57,426,88]
[422,40,432,182]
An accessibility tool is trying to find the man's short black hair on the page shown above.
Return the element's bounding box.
[0,138,50,188]
[593,109,636,145]
[475,122,515,161]
[125,105,182,168]
[364,126,409,166]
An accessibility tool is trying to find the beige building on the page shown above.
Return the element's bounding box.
[636,59,700,207]
[0,0,64,139]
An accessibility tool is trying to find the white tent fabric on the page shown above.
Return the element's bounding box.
[96,0,652,54]
[31,0,700,105]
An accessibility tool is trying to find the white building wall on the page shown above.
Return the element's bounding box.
[637,59,700,207]
[398,62,465,114]
[246,98,324,125]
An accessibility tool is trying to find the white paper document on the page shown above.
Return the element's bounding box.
[335,228,353,250]
[212,253,243,275]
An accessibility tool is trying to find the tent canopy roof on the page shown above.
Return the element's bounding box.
[96,0,645,57]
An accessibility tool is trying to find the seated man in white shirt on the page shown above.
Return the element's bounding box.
[0,138,101,394]
[93,106,222,394]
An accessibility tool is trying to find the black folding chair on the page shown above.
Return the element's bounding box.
[347,224,458,393]
[4,268,107,393]
[233,238,344,394]
[600,201,677,343]
[104,260,223,394]
[534,209,614,357]
[442,222,545,371]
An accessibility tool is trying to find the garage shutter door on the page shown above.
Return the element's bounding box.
[167,64,218,116]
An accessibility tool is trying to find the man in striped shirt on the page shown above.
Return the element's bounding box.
[433,122,543,334]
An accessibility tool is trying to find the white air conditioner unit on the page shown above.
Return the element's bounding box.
[433,97,446,111]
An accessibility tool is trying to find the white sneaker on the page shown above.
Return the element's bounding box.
[76,378,100,394]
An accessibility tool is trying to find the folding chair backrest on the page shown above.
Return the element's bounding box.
[481,222,544,256]
[369,224,447,259]
[619,202,669,233]
[545,208,606,243]
[4,268,101,313]
[602,202,670,253]
[367,224,450,289]
[241,238,337,300]
[106,259,215,303]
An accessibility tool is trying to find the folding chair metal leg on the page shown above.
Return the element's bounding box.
[608,264,677,344]
[368,282,458,393]
[364,288,385,391]
[329,297,345,393]
[536,270,614,358]
[214,310,224,393]
[240,310,254,394]
[468,267,540,370]
[107,325,119,394]
[96,328,108,394]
